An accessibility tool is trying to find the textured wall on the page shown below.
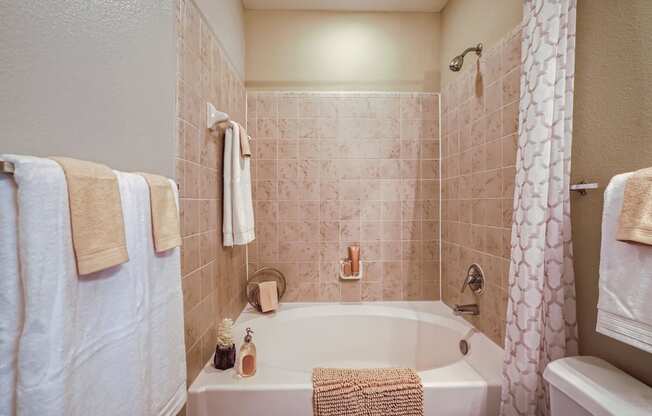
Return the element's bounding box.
[440,0,522,87]
[572,0,652,386]
[439,26,521,346]
[176,0,248,387]
[194,0,246,79]
[246,91,440,301]
[245,11,441,91]
[0,0,176,177]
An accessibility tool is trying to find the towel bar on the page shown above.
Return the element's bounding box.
[0,160,15,174]
[570,182,599,196]
[0,160,180,191]
[207,102,230,130]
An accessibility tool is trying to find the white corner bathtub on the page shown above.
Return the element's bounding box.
[188,301,504,416]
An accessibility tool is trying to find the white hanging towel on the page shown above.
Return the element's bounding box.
[4,155,186,416]
[0,170,22,416]
[144,176,187,416]
[597,172,652,353]
[223,121,255,246]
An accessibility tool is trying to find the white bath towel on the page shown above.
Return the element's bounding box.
[597,172,652,353]
[223,121,255,246]
[4,155,186,416]
[144,177,187,416]
[0,170,22,416]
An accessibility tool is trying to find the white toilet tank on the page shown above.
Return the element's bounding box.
[544,356,652,416]
[548,383,593,416]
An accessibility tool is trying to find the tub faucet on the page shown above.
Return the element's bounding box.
[453,304,479,316]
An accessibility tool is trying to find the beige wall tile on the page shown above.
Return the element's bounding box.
[177,0,248,390]
[249,91,441,302]
[440,27,521,345]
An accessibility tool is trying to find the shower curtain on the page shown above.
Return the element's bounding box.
[500,1,579,415]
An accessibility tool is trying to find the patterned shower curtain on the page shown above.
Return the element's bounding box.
[500,1,579,415]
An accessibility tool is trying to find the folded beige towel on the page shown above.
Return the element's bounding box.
[617,167,652,245]
[51,157,128,275]
[238,123,252,158]
[138,173,182,252]
[313,368,423,416]
[258,281,278,312]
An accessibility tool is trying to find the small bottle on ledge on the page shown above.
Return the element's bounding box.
[237,328,257,377]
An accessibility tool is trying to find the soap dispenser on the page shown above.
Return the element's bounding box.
[237,328,257,377]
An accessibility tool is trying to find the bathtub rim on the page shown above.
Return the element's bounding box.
[235,300,475,335]
[189,301,504,393]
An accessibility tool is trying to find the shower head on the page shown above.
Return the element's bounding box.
[449,43,483,72]
[449,55,465,72]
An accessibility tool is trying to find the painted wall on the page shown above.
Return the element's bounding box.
[194,0,246,79]
[572,0,652,386]
[245,10,441,91]
[0,0,177,177]
[440,0,522,87]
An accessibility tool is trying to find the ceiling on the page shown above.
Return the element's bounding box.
[242,0,449,13]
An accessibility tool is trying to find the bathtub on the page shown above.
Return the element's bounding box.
[187,301,504,416]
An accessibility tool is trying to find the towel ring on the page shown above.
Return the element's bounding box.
[246,267,286,312]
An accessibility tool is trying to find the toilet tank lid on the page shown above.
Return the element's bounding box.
[543,356,652,416]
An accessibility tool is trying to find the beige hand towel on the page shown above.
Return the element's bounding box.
[238,123,252,158]
[138,173,182,252]
[51,157,128,275]
[617,167,652,245]
[258,281,278,312]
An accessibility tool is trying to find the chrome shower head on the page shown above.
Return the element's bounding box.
[449,43,483,72]
[449,55,465,72]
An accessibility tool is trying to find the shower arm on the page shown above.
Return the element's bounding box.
[461,43,483,58]
[449,43,484,72]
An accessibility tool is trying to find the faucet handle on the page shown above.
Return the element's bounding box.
[460,276,471,293]
[460,264,485,295]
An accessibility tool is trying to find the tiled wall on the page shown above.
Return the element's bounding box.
[439,25,521,346]
[176,0,248,386]
[246,92,440,302]
[175,1,519,394]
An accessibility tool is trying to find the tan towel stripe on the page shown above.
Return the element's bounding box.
[617,167,652,245]
[137,173,181,253]
[51,157,128,275]
[237,123,252,158]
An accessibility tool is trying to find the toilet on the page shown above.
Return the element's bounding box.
[544,356,652,416]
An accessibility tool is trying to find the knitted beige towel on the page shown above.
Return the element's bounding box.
[617,167,652,245]
[313,368,423,416]
[51,157,128,275]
